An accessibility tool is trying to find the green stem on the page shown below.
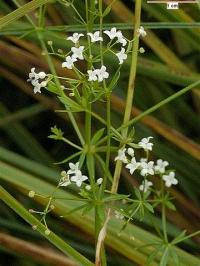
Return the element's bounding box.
[0,186,94,266]
[111,0,142,193]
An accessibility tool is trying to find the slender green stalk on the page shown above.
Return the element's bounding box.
[122,79,200,129]
[0,186,94,266]
[111,0,142,193]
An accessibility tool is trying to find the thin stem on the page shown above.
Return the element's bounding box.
[0,186,94,266]
[111,0,142,193]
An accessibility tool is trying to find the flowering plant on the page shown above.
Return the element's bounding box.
[1,1,198,266]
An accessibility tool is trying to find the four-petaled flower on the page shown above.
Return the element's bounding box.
[137,26,147,38]
[126,157,140,174]
[162,172,178,187]
[115,148,128,163]
[139,180,153,192]
[104,27,119,39]
[116,31,127,46]
[116,48,127,64]
[62,56,77,69]
[71,46,84,60]
[87,69,98,81]
[138,136,153,151]
[140,161,154,176]
[67,162,80,175]
[71,170,88,187]
[96,65,109,82]
[67,33,84,44]
[155,159,169,174]
[87,31,103,42]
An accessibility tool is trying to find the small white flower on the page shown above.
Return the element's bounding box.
[70,171,88,187]
[67,162,80,175]
[96,65,109,82]
[71,46,84,60]
[140,161,154,176]
[126,157,140,175]
[127,148,134,157]
[139,47,145,53]
[67,33,84,44]
[155,159,169,174]
[27,68,48,94]
[138,137,153,151]
[140,158,147,163]
[139,180,153,192]
[62,56,77,69]
[116,48,127,64]
[162,172,178,187]
[115,148,128,163]
[59,176,71,187]
[27,67,38,81]
[38,71,46,79]
[104,27,119,40]
[87,69,98,81]
[137,26,147,38]
[87,31,103,42]
[114,210,124,220]
[32,79,47,94]
[85,185,91,191]
[116,31,127,46]
[97,178,103,185]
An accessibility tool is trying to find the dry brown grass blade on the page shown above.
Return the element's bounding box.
[111,94,200,160]
[0,232,78,266]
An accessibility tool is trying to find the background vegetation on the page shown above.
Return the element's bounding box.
[0,1,199,265]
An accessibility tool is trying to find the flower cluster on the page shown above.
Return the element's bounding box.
[60,162,88,187]
[27,68,48,94]
[115,136,178,191]
[64,27,128,81]
[58,162,104,190]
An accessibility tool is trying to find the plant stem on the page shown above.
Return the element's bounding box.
[111,0,142,193]
[0,186,94,266]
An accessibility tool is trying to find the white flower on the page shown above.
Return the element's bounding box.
[127,148,134,157]
[116,31,127,46]
[115,148,127,163]
[155,159,169,174]
[140,158,147,163]
[137,26,147,38]
[27,68,48,94]
[96,65,109,82]
[116,48,127,64]
[87,69,98,81]
[139,180,153,192]
[162,172,178,187]
[126,157,140,175]
[114,210,124,220]
[104,27,119,39]
[85,185,91,191]
[87,31,103,42]
[140,161,154,176]
[38,71,46,79]
[62,56,77,69]
[32,79,47,94]
[97,178,103,185]
[59,171,71,187]
[71,46,84,60]
[67,162,80,175]
[138,137,153,151]
[70,171,88,187]
[67,33,84,44]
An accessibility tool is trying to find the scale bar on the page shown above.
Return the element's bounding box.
[147,0,198,3]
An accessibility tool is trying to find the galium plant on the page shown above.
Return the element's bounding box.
[1,0,199,266]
